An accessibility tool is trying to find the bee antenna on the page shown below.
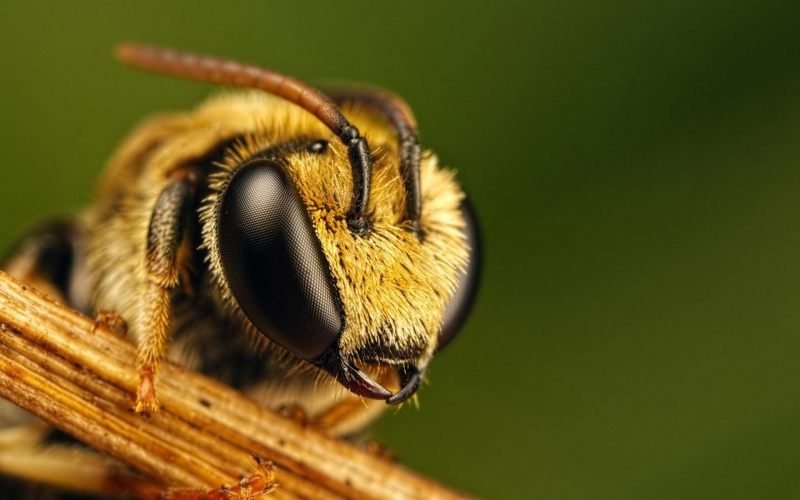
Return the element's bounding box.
[324,87,422,236]
[115,43,372,235]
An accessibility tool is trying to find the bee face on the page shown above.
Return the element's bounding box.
[200,96,481,403]
[3,45,481,428]
[0,44,484,497]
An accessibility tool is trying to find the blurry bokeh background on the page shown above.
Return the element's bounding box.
[3,1,800,498]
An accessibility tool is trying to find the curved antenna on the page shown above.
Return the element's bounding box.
[116,43,371,234]
[323,86,423,236]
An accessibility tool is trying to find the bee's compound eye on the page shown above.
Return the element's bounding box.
[217,160,342,360]
[438,198,482,351]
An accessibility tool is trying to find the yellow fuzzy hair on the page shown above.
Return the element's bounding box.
[196,92,469,369]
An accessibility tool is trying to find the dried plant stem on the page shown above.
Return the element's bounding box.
[0,270,474,500]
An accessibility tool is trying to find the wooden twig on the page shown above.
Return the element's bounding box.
[0,270,474,500]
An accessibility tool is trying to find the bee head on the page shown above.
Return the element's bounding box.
[209,125,480,405]
[117,44,481,404]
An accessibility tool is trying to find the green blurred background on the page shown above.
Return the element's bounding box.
[3,1,800,498]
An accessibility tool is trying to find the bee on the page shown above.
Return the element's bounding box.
[0,44,481,497]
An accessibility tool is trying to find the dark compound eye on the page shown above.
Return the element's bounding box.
[217,159,342,360]
[438,198,482,351]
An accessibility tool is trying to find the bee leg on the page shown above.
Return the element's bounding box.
[93,309,129,337]
[276,404,310,427]
[1,219,84,307]
[116,455,277,500]
[363,441,396,462]
[309,398,367,431]
[135,179,194,413]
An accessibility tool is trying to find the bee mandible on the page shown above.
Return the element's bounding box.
[0,43,481,496]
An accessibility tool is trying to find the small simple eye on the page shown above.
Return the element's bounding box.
[307,140,328,154]
[438,198,482,351]
[217,159,342,360]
